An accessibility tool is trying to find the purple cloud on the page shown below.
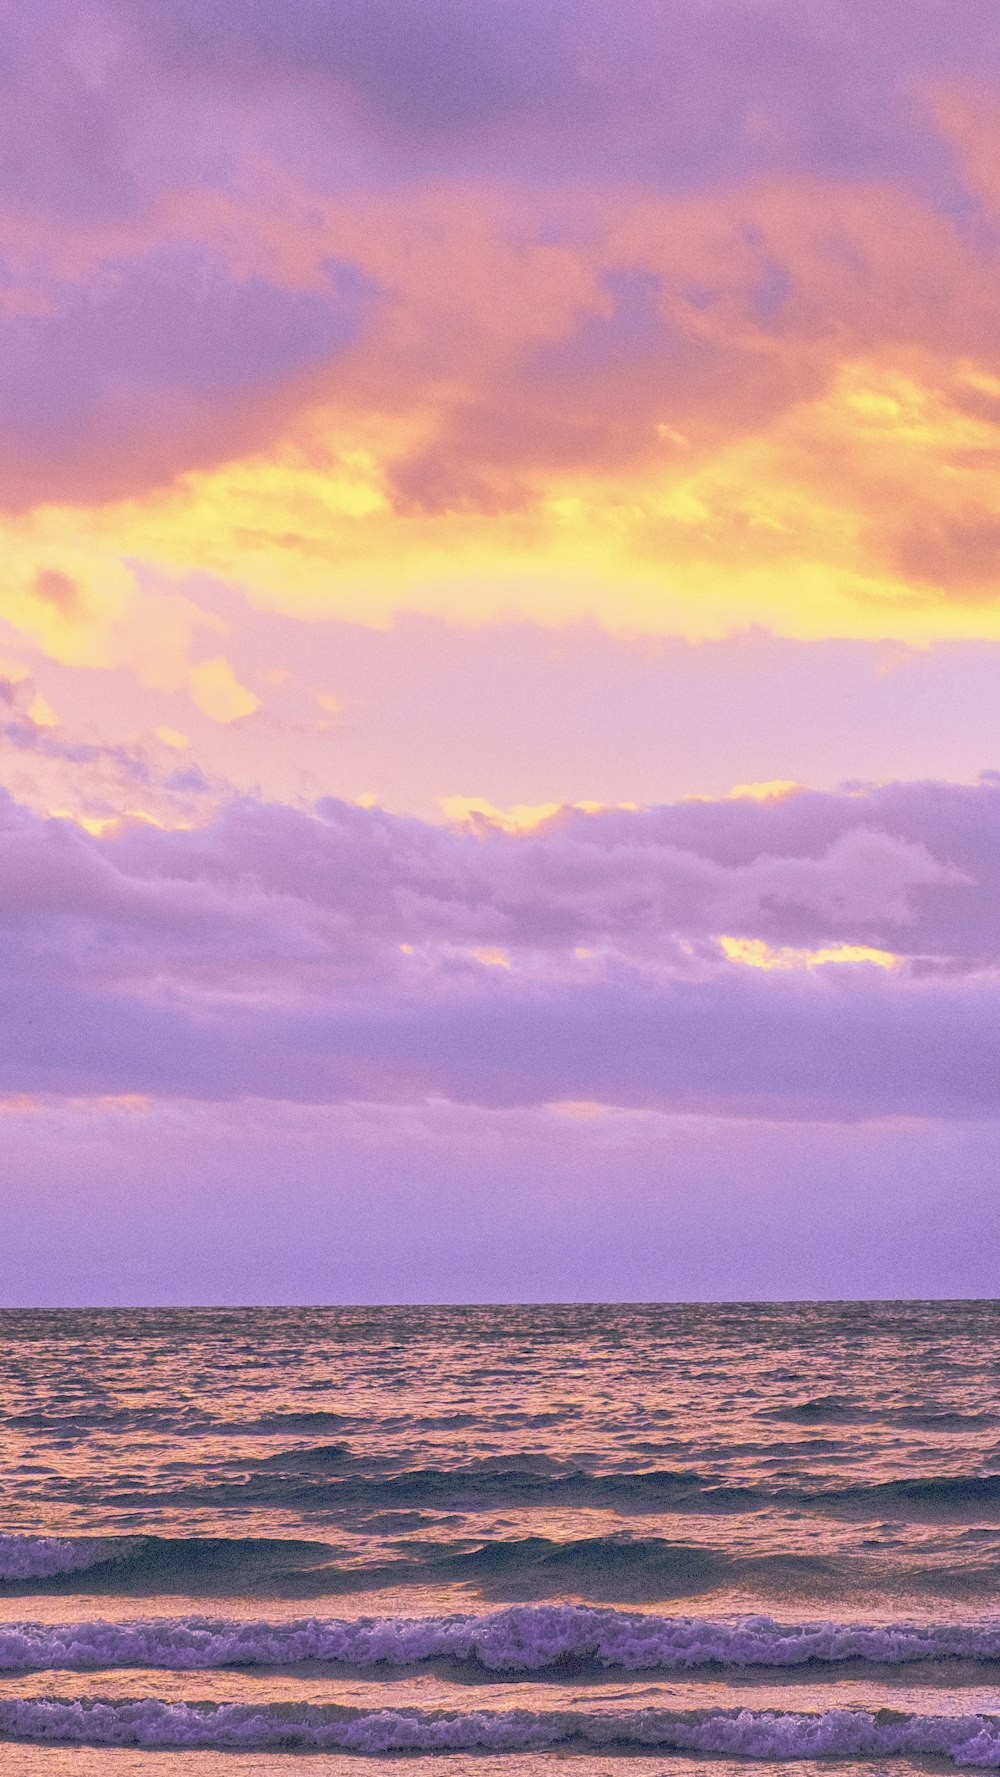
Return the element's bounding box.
[112,0,990,191]
[105,782,979,959]
[0,921,998,1118]
[0,779,998,1115]
[0,251,372,504]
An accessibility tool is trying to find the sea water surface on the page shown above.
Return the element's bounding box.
[1,1301,1000,1774]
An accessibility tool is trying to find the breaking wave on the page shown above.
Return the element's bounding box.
[0,1536,344,1595]
[3,1605,1000,1674]
[5,1698,1000,1760]
[0,1538,106,1581]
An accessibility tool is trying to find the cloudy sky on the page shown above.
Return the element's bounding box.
[4,0,1000,1303]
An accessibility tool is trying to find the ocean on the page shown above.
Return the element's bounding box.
[1,1300,1000,1775]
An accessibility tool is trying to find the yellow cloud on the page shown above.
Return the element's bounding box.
[472,946,511,969]
[441,797,564,832]
[441,797,639,831]
[719,936,901,971]
[188,656,260,723]
[28,349,999,647]
[50,809,196,836]
[0,518,220,698]
[49,810,116,836]
[728,779,802,802]
[27,693,57,728]
[0,533,136,666]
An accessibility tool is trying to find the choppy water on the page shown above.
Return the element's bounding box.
[2,1301,1000,1773]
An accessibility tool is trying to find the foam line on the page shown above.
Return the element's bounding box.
[1,1606,1000,1672]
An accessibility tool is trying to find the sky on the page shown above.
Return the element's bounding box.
[4,0,1000,1303]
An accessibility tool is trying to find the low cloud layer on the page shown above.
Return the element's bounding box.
[3,778,1000,1118]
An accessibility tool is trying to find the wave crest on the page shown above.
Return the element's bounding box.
[4,1698,1000,1761]
[3,1606,1000,1673]
[0,1538,106,1581]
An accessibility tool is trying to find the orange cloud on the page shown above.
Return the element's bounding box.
[7,163,1000,655]
[188,655,260,722]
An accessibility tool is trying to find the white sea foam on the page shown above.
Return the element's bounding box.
[3,1698,1000,1760]
[2,1606,1000,1672]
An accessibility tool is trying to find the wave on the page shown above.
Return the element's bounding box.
[0,1516,994,1606]
[356,1464,1000,1524]
[767,1397,1000,1431]
[97,1456,1000,1524]
[0,1536,343,1594]
[0,1532,827,1603]
[102,1461,760,1514]
[4,1606,1000,1674]
[0,1539,107,1581]
[5,1698,1000,1760]
[827,1475,1000,1516]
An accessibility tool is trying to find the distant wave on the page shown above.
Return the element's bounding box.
[826,1475,1000,1515]
[97,1456,1000,1523]
[4,1606,1000,1674]
[769,1397,1000,1431]
[332,1463,1000,1520]
[5,1698,1000,1761]
[131,1459,766,1513]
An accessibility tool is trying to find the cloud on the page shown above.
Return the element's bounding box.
[0,3,139,222]
[8,0,994,213]
[1,909,998,1119]
[109,0,1000,188]
[9,176,1000,643]
[12,618,1000,840]
[102,784,970,960]
[0,250,372,506]
[0,777,997,1115]
[0,667,224,829]
[9,0,1000,643]
[890,504,1000,594]
[188,656,259,722]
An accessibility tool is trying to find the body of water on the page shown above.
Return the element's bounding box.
[1,1300,1000,1773]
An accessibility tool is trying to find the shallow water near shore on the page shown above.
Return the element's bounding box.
[2,1301,1000,1771]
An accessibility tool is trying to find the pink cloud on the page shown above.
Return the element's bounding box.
[0,249,372,506]
[4,0,1000,519]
